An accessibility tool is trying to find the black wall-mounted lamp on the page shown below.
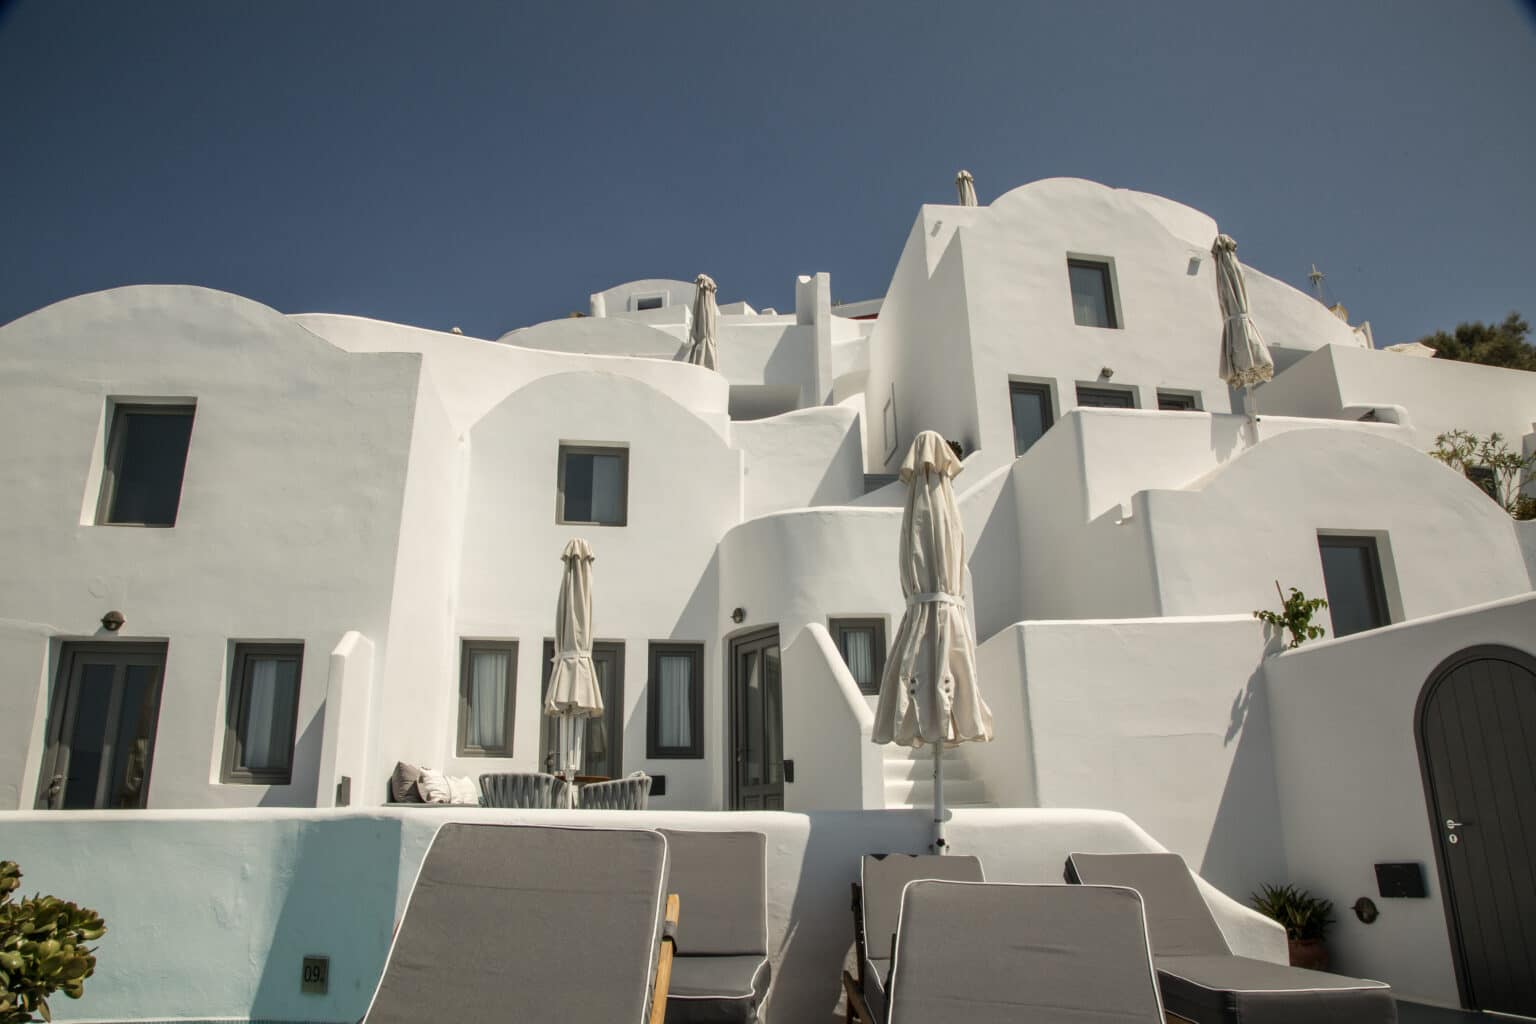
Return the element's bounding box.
[1352,897,1379,924]
[101,610,125,632]
[730,607,746,624]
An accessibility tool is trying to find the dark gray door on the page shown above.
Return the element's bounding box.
[730,628,783,810]
[39,643,167,809]
[1417,645,1536,1016]
[541,641,624,779]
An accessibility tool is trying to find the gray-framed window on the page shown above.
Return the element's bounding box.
[1066,258,1120,328]
[97,403,196,526]
[541,640,624,777]
[1318,535,1391,638]
[1157,390,1200,411]
[831,618,886,695]
[1076,384,1137,409]
[458,640,517,757]
[557,443,629,526]
[1009,381,1055,456]
[222,643,303,785]
[647,642,703,759]
[633,294,665,311]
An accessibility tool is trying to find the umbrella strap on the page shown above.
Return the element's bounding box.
[908,592,964,608]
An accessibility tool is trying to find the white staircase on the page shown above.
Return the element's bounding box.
[882,743,993,808]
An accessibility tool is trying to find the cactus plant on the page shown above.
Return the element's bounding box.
[0,861,106,1023]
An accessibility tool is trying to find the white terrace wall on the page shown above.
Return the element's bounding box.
[731,406,864,519]
[1263,593,1536,1006]
[453,371,741,809]
[1258,343,1536,454]
[0,287,423,810]
[0,807,1286,1024]
[971,616,1285,898]
[1143,426,1531,623]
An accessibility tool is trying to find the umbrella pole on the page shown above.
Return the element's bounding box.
[931,742,948,854]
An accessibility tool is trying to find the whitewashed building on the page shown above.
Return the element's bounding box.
[3,177,1534,1018]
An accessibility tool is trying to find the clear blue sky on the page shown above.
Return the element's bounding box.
[3,1,1533,345]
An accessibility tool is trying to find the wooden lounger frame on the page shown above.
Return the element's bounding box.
[649,893,681,1024]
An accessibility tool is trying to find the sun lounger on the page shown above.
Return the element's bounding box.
[884,880,1166,1024]
[362,823,678,1024]
[1066,852,1397,1024]
[478,770,571,808]
[843,853,984,1023]
[658,830,771,1023]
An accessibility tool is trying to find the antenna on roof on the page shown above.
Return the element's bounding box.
[1307,264,1325,301]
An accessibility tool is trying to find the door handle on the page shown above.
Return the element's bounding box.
[1445,819,1466,830]
[47,774,63,810]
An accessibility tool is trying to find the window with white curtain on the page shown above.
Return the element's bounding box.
[647,643,703,758]
[222,643,303,784]
[558,444,629,526]
[831,618,887,695]
[458,640,517,756]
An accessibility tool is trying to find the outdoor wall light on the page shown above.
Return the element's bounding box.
[730,607,746,624]
[1099,366,1114,379]
[100,610,125,632]
[1352,897,1379,924]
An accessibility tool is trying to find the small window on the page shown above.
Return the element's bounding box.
[1318,535,1391,638]
[1466,466,1499,502]
[98,403,196,526]
[557,444,629,526]
[223,643,303,784]
[459,640,517,756]
[1067,258,1119,328]
[1009,381,1055,456]
[1076,385,1137,409]
[831,618,886,695]
[647,643,703,759]
[1157,391,1200,412]
[634,295,664,311]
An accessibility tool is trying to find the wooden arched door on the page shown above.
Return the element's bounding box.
[1417,644,1536,1016]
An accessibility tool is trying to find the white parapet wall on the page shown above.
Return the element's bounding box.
[1,807,1285,1024]
[1262,591,1536,1009]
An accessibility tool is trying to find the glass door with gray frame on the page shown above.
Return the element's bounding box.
[730,628,784,810]
[39,643,167,809]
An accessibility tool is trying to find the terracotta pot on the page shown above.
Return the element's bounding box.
[1288,937,1330,971]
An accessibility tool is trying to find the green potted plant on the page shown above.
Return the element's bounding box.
[0,860,107,1023]
[1250,883,1334,971]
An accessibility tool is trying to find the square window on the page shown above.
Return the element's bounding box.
[557,444,629,526]
[1076,385,1137,409]
[1318,535,1391,638]
[831,618,886,695]
[97,403,196,526]
[459,640,517,757]
[1157,391,1200,412]
[1009,381,1055,456]
[222,643,303,784]
[647,642,703,758]
[1067,258,1119,329]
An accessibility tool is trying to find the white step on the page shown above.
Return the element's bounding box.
[885,778,988,808]
[888,744,964,762]
[883,757,975,783]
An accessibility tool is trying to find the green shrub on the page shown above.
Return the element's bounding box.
[1254,583,1328,649]
[1250,883,1335,941]
[0,861,106,1023]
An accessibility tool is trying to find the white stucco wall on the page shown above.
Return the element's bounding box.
[454,371,742,809]
[1262,592,1536,1006]
[970,616,1285,898]
[1259,343,1536,454]
[731,406,863,518]
[495,315,686,359]
[0,286,423,809]
[0,807,1284,1024]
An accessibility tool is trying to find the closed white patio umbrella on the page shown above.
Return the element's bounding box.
[1212,234,1274,425]
[873,431,993,852]
[955,170,978,207]
[545,538,602,806]
[687,274,719,370]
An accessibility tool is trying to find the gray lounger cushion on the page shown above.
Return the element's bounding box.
[661,830,771,1024]
[885,881,1164,1024]
[1066,852,1397,1024]
[362,823,668,1024]
[858,854,983,1021]
[1065,852,1231,956]
[666,956,772,1024]
[1156,954,1396,1024]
